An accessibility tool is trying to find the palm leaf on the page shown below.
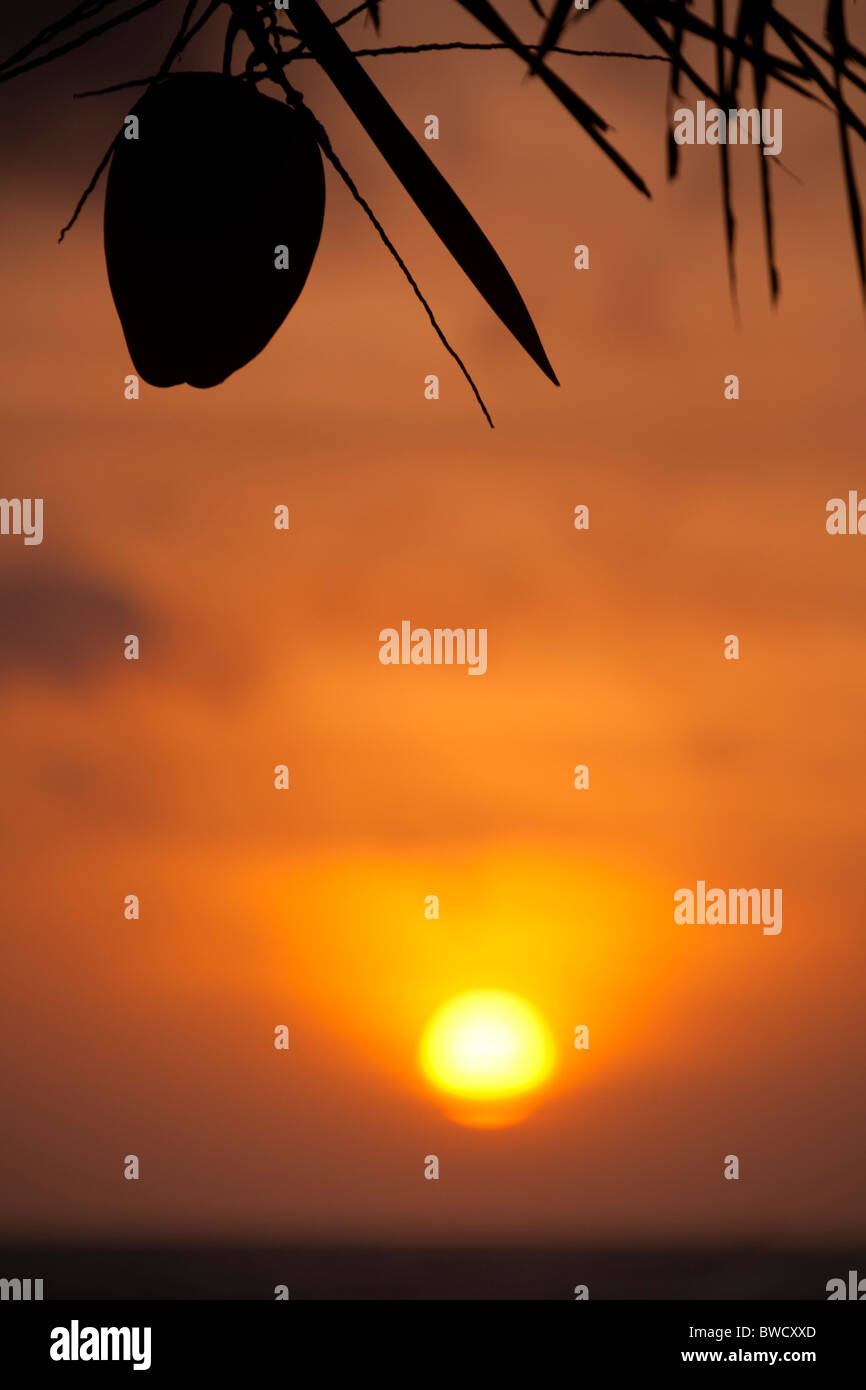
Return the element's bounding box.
[452,0,650,194]
[712,1,736,303]
[619,0,725,104]
[530,0,576,71]
[826,0,865,291]
[750,1,779,301]
[667,0,692,179]
[289,0,559,383]
[640,0,817,100]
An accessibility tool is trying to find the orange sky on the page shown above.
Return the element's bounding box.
[1,0,865,1245]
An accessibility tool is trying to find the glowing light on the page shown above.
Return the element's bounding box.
[419,990,556,1101]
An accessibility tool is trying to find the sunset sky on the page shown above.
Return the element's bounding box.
[1,0,865,1249]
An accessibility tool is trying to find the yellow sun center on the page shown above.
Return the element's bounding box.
[419,990,556,1100]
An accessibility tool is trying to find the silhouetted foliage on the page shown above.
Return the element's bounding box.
[2,1,865,422]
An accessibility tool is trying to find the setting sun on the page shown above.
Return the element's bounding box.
[419,990,556,1103]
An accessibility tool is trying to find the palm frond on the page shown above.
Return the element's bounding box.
[4,0,866,405]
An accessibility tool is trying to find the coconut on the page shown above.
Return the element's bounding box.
[104,73,325,388]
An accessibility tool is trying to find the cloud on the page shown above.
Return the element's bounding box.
[0,565,144,684]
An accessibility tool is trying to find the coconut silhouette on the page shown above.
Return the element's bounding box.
[103,72,325,388]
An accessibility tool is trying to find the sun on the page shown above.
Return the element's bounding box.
[419,990,556,1103]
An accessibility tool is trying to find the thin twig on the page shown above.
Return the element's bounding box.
[281,42,672,64]
[74,41,672,98]
[59,0,221,240]
[223,10,241,75]
[0,0,130,76]
[58,145,116,241]
[274,0,383,69]
[319,132,495,427]
[177,0,225,55]
[159,0,202,73]
[275,0,379,44]
[0,0,168,85]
